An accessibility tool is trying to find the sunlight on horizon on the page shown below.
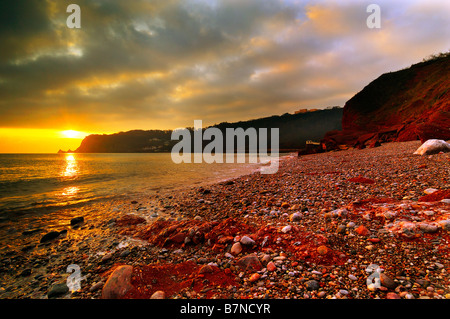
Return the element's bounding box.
[0,128,92,153]
[61,130,86,139]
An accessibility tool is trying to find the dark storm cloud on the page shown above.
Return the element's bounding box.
[0,0,52,62]
[0,0,449,131]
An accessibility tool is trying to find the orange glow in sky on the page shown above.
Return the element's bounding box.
[61,130,87,139]
[0,128,90,153]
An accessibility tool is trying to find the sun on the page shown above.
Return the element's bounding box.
[61,130,81,138]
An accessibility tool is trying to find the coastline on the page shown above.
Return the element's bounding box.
[0,140,449,299]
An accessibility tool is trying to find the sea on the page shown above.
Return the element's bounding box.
[0,153,280,215]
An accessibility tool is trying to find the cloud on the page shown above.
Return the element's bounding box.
[0,0,448,132]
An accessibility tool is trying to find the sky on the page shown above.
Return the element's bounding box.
[0,0,449,153]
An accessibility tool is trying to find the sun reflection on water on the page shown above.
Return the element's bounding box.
[62,154,79,178]
[61,186,79,196]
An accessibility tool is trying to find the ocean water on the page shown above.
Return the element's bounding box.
[0,153,271,215]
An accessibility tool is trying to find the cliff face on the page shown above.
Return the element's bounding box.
[72,108,343,153]
[322,53,450,150]
[75,130,175,153]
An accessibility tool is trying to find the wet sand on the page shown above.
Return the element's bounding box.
[0,140,449,299]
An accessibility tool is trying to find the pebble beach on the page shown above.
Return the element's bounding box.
[0,140,449,299]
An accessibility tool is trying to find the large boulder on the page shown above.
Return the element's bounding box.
[101,265,134,299]
[413,139,450,155]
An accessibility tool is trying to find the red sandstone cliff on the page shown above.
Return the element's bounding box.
[321,53,450,150]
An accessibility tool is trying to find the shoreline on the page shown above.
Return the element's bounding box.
[0,152,290,217]
[0,140,449,299]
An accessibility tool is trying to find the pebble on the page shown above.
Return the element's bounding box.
[240,236,255,246]
[120,248,131,257]
[346,221,356,228]
[151,291,166,299]
[101,252,114,263]
[237,254,262,272]
[230,242,243,255]
[290,212,302,222]
[418,223,438,233]
[267,261,276,272]
[70,216,85,226]
[261,254,271,264]
[249,273,261,282]
[281,225,292,233]
[438,220,450,230]
[435,262,444,269]
[423,188,438,194]
[48,283,69,298]
[40,231,61,243]
[305,280,320,291]
[380,273,397,289]
[336,225,346,234]
[386,292,401,299]
[356,225,370,236]
[348,274,357,281]
[367,284,377,291]
[339,289,349,295]
[317,245,328,255]
[199,265,214,274]
[89,282,104,292]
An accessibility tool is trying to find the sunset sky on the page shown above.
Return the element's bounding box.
[0,0,449,153]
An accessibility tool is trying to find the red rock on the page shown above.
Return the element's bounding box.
[249,273,261,282]
[368,238,381,243]
[348,176,375,184]
[380,273,397,289]
[150,291,165,299]
[322,54,450,150]
[317,245,329,255]
[386,292,401,299]
[236,254,262,272]
[419,190,450,202]
[281,202,290,209]
[356,225,371,236]
[217,236,234,244]
[166,233,186,245]
[267,261,276,272]
[212,243,225,251]
[116,215,146,227]
[199,265,214,274]
[102,265,134,299]
[230,242,243,255]
[124,261,237,299]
